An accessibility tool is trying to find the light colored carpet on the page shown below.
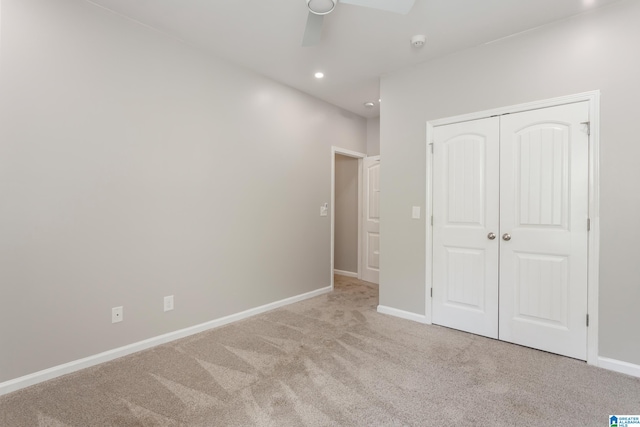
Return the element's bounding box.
[1,275,639,426]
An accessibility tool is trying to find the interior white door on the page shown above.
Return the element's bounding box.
[499,102,589,360]
[361,156,380,284]
[432,117,500,339]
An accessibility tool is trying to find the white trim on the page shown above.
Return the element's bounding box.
[426,91,600,365]
[425,123,435,325]
[357,158,363,280]
[331,146,366,291]
[428,91,600,127]
[334,269,358,278]
[598,357,640,378]
[377,305,429,324]
[0,286,331,396]
[586,92,600,365]
[331,147,367,159]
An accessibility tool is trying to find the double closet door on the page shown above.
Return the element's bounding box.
[432,102,589,360]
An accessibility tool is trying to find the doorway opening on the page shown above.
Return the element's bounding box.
[330,147,365,290]
[334,154,360,278]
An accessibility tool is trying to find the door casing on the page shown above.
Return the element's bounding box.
[425,91,600,365]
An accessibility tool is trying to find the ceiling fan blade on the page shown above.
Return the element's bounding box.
[302,12,324,46]
[339,0,415,14]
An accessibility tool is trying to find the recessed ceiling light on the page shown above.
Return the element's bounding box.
[314,72,324,79]
[364,102,375,108]
[378,99,382,103]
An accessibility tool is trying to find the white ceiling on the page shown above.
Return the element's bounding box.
[86,0,620,119]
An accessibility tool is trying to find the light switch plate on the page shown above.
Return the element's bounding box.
[412,206,421,219]
[320,203,328,217]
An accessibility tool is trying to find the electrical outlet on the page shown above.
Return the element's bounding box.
[164,295,174,312]
[112,306,123,323]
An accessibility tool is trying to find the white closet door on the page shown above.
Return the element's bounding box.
[432,117,500,339]
[499,102,589,360]
[361,156,380,284]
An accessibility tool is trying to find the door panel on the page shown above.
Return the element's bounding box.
[499,102,589,360]
[432,117,500,339]
[513,253,568,327]
[444,247,486,310]
[516,125,568,228]
[361,156,380,284]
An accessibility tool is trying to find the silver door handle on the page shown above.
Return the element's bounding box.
[502,233,511,241]
[487,232,496,240]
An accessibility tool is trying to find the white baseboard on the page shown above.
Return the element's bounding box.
[375,310,640,378]
[0,285,332,396]
[598,357,640,378]
[334,269,357,278]
[377,305,429,324]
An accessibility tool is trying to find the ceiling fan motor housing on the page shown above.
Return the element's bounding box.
[307,0,336,15]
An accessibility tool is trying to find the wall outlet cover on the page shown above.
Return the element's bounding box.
[164,295,174,312]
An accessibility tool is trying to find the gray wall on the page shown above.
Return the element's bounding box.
[334,155,359,273]
[0,0,366,382]
[367,117,380,156]
[380,0,640,366]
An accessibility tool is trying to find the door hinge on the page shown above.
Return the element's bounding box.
[430,288,433,298]
[429,143,434,154]
[587,218,591,231]
[430,215,434,226]
[581,121,591,136]
[586,314,590,327]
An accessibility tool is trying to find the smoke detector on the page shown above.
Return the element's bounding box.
[411,35,426,48]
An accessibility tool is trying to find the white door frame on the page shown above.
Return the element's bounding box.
[425,91,600,365]
[331,146,366,290]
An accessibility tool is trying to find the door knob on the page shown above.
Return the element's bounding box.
[502,233,511,241]
[487,232,496,240]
